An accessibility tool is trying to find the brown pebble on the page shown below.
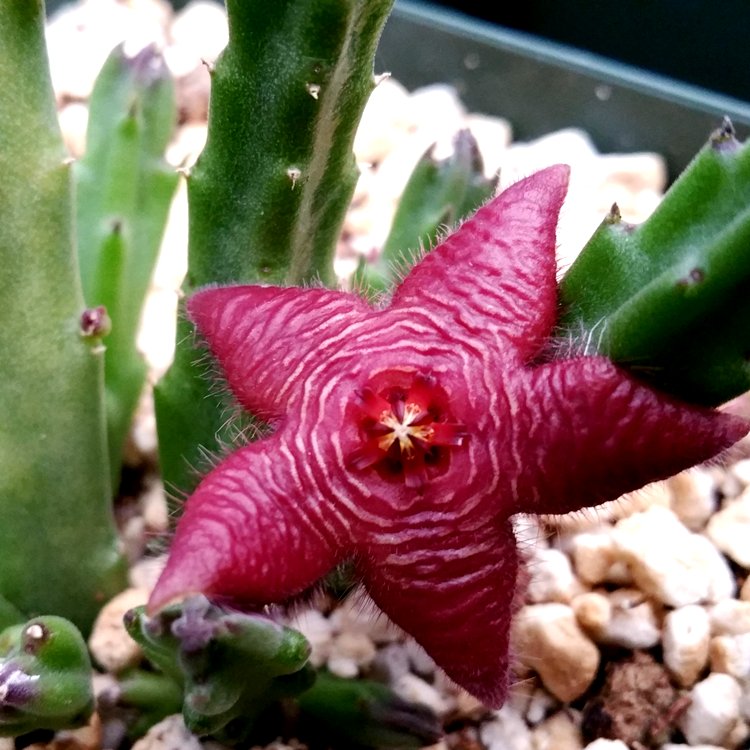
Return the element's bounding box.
[582,651,680,747]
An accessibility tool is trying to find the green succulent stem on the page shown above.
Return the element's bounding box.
[155,0,395,496]
[124,597,313,737]
[296,671,442,748]
[75,44,178,488]
[0,0,126,631]
[559,120,750,406]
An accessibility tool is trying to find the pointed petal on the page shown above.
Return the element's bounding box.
[511,356,749,516]
[148,436,344,612]
[389,165,570,360]
[187,285,370,419]
[362,520,520,708]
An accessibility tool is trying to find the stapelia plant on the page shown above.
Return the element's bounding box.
[0,0,126,632]
[149,165,748,707]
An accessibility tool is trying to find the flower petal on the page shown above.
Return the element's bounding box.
[188,285,370,419]
[512,356,749,516]
[148,436,345,613]
[363,520,520,708]
[390,164,570,360]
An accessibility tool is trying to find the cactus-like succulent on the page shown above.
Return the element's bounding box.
[149,166,747,707]
[560,119,750,407]
[75,43,178,487]
[125,596,313,737]
[155,0,396,496]
[0,0,125,632]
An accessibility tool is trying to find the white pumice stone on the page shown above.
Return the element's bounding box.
[662,604,711,687]
[524,686,559,726]
[582,740,629,750]
[599,588,662,649]
[708,599,750,635]
[353,77,414,165]
[329,631,376,670]
[529,710,582,750]
[571,531,618,586]
[512,603,600,703]
[572,591,611,636]
[525,547,582,604]
[730,458,750,486]
[131,714,202,750]
[480,704,532,750]
[706,491,750,568]
[166,1,228,77]
[611,506,735,606]
[678,672,742,746]
[88,588,148,673]
[710,633,750,680]
[667,469,717,531]
[392,673,453,717]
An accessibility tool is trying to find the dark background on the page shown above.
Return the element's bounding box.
[425,0,750,103]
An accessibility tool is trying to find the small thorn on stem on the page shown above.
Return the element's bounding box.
[710,116,738,151]
[605,203,622,224]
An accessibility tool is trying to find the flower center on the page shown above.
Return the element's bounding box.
[347,371,467,488]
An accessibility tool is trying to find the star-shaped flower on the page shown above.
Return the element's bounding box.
[150,165,747,707]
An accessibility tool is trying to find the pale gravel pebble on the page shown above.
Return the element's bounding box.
[708,598,750,635]
[404,637,437,676]
[512,603,600,703]
[571,531,633,587]
[131,714,202,750]
[88,587,149,672]
[479,703,532,750]
[525,547,583,604]
[370,642,411,683]
[128,554,167,592]
[667,469,717,531]
[705,489,750,568]
[582,740,629,750]
[709,632,750,680]
[326,630,376,676]
[46,0,170,99]
[164,1,228,77]
[572,589,661,649]
[662,604,711,687]
[530,710,582,750]
[141,480,170,532]
[611,505,735,607]
[678,672,742,746]
[392,673,453,717]
[524,687,559,726]
[730,458,750,486]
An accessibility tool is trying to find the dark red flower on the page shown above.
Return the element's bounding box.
[150,165,747,707]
